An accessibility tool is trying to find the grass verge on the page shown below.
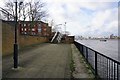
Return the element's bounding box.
[69,48,75,78]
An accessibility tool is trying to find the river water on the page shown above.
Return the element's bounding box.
[76,39,119,62]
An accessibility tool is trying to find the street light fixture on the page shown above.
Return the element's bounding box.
[14,0,23,69]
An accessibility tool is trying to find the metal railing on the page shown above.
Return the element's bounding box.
[74,41,120,80]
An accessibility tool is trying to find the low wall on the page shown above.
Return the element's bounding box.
[2,22,48,56]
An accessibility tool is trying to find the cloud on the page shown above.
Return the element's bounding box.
[44,1,118,37]
[1,0,119,37]
[88,7,118,36]
[91,9,112,29]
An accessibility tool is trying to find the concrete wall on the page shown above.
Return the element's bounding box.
[2,22,48,56]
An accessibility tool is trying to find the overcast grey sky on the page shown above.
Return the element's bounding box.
[0,0,119,37]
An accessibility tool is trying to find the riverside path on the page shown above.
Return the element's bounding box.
[2,43,71,78]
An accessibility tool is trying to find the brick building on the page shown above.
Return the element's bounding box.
[40,22,51,37]
[19,21,52,37]
[61,35,75,43]
[65,36,74,43]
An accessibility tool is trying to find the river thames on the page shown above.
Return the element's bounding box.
[76,39,119,62]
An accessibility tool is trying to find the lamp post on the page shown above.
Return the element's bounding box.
[64,22,66,36]
[14,0,23,68]
[18,2,23,20]
[64,22,67,43]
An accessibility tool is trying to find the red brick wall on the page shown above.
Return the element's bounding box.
[2,22,48,56]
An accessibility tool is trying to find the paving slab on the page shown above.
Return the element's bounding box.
[2,43,71,78]
[71,44,95,79]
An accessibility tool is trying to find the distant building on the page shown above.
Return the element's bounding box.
[65,36,74,43]
[110,34,114,39]
[41,23,52,37]
[2,20,52,38]
[18,21,52,37]
[19,21,38,35]
[61,35,74,43]
[88,37,91,39]
[109,34,118,39]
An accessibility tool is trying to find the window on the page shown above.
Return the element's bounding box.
[24,28,27,31]
[24,32,27,34]
[28,24,30,26]
[21,28,23,31]
[44,28,46,31]
[39,23,41,27]
[32,28,35,31]
[38,28,41,32]
[24,24,26,27]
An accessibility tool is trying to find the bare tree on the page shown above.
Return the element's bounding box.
[28,0,48,21]
[21,3,29,21]
[2,0,47,34]
[0,7,13,20]
[4,0,15,21]
[26,0,48,35]
[3,0,48,21]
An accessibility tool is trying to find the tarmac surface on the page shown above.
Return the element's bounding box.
[2,43,71,78]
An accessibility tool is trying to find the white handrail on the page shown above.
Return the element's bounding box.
[51,32,58,42]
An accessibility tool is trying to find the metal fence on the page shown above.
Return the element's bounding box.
[74,41,120,80]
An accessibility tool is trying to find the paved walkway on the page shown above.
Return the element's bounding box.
[71,44,94,78]
[2,43,71,78]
